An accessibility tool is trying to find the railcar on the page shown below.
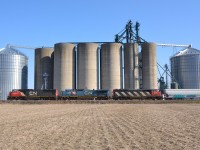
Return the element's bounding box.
[7,89,58,100]
[59,89,109,100]
[163,89,200,100]
[112,89,162,100]
[92,90,109,100]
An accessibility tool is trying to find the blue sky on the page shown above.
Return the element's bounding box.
[0,0,199,88]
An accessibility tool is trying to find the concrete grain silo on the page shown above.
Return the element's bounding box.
[124,43,139,89]
[54,43,76,91]
[141,42,158,89]
[77,43,98,89]
[0,45,28,100]
[101,43,122,95]
[34,47,53,89]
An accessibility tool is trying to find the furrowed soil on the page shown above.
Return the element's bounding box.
[0,104,200,150]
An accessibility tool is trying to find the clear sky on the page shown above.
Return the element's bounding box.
[0,0,199,88]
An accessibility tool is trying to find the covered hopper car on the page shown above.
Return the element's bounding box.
[163,89,200,99]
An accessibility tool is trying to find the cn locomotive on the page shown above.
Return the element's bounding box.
[7,89,162,100]
[112,89,162,100]
[8,89,58,100]
[59,89,109,100]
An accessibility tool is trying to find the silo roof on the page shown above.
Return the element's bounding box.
[173,47,200,57]
[0,45,27,58]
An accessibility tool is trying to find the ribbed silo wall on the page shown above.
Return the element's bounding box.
[171,54,200,89]
[34,47,53,89]
[100,43,122,95]
[0,53,28,100]
[141,42,158,89]
[77,43,98,89]
[124,43,139,89]
[54,43,76,92]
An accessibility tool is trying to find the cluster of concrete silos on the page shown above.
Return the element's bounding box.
[34,42,157,95]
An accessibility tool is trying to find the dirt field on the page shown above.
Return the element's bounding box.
[0,104,200,150]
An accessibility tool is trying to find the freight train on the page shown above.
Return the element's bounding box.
[7,89,162,100]
[7,88,200,100]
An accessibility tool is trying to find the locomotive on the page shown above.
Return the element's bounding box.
[59,89,109,100]
[112,89,162,100]
[7,88,162,100]
[8,89,58,100]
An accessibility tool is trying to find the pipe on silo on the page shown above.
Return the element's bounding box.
[124,43,139,89]
[34,47,54,89]
[101,43,122,95]
[141,42,158,89]
[77,43,98,90]
[54,43,76,92]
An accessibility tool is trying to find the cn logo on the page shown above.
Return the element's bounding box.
[29,91,37,96]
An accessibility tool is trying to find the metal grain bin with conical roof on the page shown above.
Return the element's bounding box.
[171,47,200,89]
[124,43,139,89]
[141,42,158,89]
[54,43,76,92]
[34,47,53,89]
[100,43,122,95]
[0,45,28,100]
[77,43,98,90]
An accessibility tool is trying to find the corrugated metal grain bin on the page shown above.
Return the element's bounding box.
[171,47,200,89]
[0,45,28,100]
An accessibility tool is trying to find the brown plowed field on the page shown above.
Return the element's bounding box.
[0,104,200,149]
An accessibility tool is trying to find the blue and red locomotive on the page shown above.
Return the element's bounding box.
[59,89,109,100]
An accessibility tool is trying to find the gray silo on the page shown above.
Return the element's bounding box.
[141,42,158,89]
[171,47,200,89]
[124,43,139,89]
[101,43,122,95]
[54,43,76,91]
[0,45,28,100]
[77,43,98,89]
[34,47,53,89]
